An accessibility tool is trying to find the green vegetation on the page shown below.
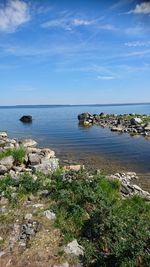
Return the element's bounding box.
[114,114,150,124]
[98,113,150,123]
[0,146,26,164]
[0,169,150,266]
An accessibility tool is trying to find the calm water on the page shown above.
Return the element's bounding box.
[0,104,150,187]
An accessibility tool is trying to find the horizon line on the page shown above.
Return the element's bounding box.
[0,102,150,108]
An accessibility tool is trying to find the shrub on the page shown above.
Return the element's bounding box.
[49,171,150,267]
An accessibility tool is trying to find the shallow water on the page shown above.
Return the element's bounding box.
[0,104,150,189]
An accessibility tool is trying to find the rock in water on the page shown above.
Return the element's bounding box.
[0,132,7,138]
[130,117,142,125]
[20,115,32,123]
[144,122,150,131]
[19,139,37,147]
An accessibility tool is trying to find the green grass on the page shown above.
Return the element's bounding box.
[0,169,150,266]
[0,146,26,164]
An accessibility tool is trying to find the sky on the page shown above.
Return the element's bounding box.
[0,0,150,105]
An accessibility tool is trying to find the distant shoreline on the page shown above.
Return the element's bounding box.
[0,102,150,108]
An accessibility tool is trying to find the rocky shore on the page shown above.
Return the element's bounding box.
[0,131,150,201]
[0,132,150,267]
[0,131,59,176]
[78,112,150,138]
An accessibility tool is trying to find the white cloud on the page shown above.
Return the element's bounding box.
[41,17,94,31]
[125,49,150,57]
[125,41,150,47]
[97,76,115,80]
[0,0,30,33]
[72,18,93,26]
[128,2,150,15]
[98,24,117,31]
[41,16,117,33]
[125,26,145,36]
[110,0,135,10]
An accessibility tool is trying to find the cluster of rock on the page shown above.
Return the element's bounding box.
[108,172,150,201]
[0,131,59,177]
[78,112,150,138]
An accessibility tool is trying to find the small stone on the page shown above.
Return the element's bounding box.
[64,239,84,256]
[32,204,44,208]
[0,251,5,257]
[43,210,56,220]
[63,165,84,172]
[11,192,17,198]
[53,263,69,267]
[25,213,33,220]
[0,197,9,205]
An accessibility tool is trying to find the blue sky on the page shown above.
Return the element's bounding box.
[0,0,150,105]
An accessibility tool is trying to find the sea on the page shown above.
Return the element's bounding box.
[0,103,150,189]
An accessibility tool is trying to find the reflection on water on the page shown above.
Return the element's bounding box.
[0,104,150,188]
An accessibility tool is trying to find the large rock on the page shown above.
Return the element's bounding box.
[41,148,55,158]
[144,123,150,131]
[28,153,41,165]
[19,139,37,147]
[32,158,59,174]
[0,165,8,174]
[99,112,107,118]
[78,113,92,121]
[130,118,142,125]
[64,239,84,256]
[111,126,124,132]
[0,132,7,138]
[20,115,32,123]
[0,156,14,169]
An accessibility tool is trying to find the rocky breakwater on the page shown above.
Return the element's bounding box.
[78,112,150,138]
[0,131,59,178]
